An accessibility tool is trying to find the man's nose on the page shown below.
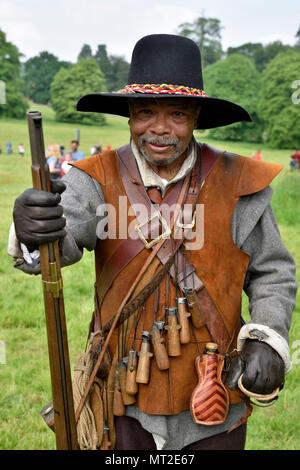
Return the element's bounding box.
[150,112,170,135]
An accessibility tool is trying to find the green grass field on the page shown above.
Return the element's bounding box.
[0,105,299,450]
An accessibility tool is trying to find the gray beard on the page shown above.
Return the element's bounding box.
[138,135,189,167]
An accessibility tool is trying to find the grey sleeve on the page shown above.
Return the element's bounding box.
[59,166,106,267]
[232,187,297,366]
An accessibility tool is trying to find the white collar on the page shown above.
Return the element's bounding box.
[131,138,197,195]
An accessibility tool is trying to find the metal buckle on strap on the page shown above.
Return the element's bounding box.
[176,209,196,229]
[135,211,171,249]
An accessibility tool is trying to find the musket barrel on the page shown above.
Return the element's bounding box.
[27,111,79,450]
[27,111,49,191]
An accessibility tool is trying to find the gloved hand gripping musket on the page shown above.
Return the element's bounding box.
[27,111,79,450]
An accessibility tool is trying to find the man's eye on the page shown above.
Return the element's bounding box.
[138,109,152,115]
[135,109,153,120]
[173,111,185,117]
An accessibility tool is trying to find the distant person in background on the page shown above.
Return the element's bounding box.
[18,144,24,158]
[59,145,66,172]
[45,144,52,158]
[69,140,85,161]
[0,144,2,154]
[91,144,102,155]
[61,151,73,178]
[290,150,300,170]
[46,144,61,180]
[6,142,12,155]
[252,150,262,161]
[290,156,297,171]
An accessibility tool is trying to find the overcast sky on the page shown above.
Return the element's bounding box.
[0,0,299,63]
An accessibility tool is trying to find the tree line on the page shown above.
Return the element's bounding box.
[0,17,300,148]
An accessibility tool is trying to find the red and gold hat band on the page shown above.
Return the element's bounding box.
[117,83,208,97]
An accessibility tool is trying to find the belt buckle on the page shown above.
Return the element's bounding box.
[135,211,171,249]
[176,209,196,229]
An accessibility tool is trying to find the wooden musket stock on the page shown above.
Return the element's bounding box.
[27,111,79,450]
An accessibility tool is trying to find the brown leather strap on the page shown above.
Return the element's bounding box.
[96,142,231,351]
[147,187,163,204]
[102,242,180,333]
[196,289,231,353]
[97,144,192,305]
[116,143,205,293]
[76,238,164,422]
[115,143,231,352]
[97,143,208,305]
[75,169,192,422]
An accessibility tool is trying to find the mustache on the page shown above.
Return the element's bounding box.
[139,135,180,147]
[138,134,184,167]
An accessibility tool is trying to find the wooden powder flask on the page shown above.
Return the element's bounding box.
[136,331,153,384]
[125,349,139,396]
[190,342,229,426]
[151,324,169,371]
[113,369,125,416]
[184,288,206,329]
[177,297,191,344]
[164,307,181,357]
[117,359,136,405]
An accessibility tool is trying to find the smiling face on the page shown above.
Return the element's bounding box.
[128,98,200,167]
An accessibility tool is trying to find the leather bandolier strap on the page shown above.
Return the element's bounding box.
[96,143,232,353]
[102,244,180,333]
[76,165,193,422]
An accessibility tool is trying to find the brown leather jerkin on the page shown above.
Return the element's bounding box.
[74,164,192,422]
[109,144,233,356]
[96,143,204,307]
[71,144,283,415]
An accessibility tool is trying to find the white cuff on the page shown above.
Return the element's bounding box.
[7,223,40,267]
[237,323,292,374]
[152,433,166,450]
[20,243,40,266]
[7,223,22,258]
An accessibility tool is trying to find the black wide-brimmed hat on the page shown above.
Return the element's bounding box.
[76,34,252,129]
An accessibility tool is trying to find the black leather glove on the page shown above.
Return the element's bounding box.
[227,339,285,395]
[13,180,67,250]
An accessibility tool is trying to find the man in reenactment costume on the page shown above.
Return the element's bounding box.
[10,34,297,450]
